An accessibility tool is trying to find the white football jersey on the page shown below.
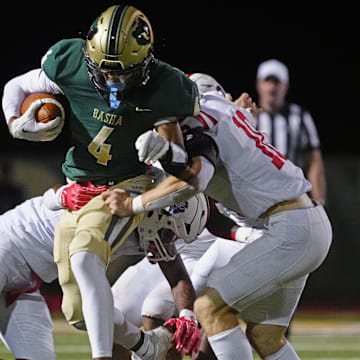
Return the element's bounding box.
[188,94,312,218]
[176,228,216,260]
[0,196,63,282]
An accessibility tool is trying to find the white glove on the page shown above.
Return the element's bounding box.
[10,98,65,142]
[135,130,170,164]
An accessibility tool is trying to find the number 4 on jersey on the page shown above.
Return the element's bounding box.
[88,126,114,166]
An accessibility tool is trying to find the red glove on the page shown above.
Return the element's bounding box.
[163,309,201,355]
[61,182,109,211]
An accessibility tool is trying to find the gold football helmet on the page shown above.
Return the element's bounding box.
[84,5,154,93]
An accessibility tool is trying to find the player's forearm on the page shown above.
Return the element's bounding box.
[171,280,196,312]
[3,69,41,123]
[132,157,212,214]
[308,166,327,205]
[2,69,62,125]
[3,79,26,125]
[136,175,196,212]
[156,121,185,148]
[307,150,327,205]
[133,158,204,213]
[159,255,196,312]
[206,199,239,240]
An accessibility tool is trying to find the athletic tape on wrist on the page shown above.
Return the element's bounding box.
[132,195,145,214]
[179,309,197,320]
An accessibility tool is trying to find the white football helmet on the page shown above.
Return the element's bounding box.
[138,193,209,262]
[188,73,226,97]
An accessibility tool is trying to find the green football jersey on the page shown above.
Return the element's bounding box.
[42,38,199,182]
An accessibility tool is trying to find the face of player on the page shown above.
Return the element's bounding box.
[102,72,130,83]
[256,76,288,112]
[100,68,134,92]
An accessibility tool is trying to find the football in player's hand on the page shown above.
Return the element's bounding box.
[21,92,63,123]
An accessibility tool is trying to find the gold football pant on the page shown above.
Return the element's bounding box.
[53,175,152,324]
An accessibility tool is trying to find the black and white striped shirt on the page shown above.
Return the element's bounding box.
[256,103,320,167]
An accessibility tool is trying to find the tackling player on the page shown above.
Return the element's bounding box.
[2,5,200,360]
[101,74,333,360]
[0,187,209,360]
[113,198,264,360]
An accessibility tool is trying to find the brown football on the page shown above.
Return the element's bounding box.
[21,92,63,123]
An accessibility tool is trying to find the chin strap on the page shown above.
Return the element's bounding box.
[106,81,125,109]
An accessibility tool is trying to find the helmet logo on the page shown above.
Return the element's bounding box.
[87,17,99,41]
[132,18,151,45]
[170,201,188,214]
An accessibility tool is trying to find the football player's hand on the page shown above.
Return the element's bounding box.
[163,309,201,355]
[234,92,261,115]
[9,99,65,142]
[233,92,262,127]
[43,182,108,211]
[135,130,170,164]
[102,189,133,217]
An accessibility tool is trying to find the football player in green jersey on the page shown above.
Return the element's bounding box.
[2,4,201,360]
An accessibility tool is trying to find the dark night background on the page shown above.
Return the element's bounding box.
[1,3,359,155]
[1,3,359,306]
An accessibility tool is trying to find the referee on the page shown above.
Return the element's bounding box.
[240,59,327,205]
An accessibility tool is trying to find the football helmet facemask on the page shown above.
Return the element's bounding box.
[84,4,154,95]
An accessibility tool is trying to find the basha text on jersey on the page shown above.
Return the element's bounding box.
[92,108,123,126]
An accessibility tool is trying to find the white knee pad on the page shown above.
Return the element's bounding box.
[141,281,175,321]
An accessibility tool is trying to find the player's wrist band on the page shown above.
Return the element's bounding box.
[131,195,145,214]
[179,308,197,321]
[232,226,251,243]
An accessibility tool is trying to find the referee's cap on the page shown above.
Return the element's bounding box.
[187,73,226,97]
[256,59,289,83]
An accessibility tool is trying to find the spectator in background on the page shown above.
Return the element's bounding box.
[0,161,25,214]
[234,59,327,205]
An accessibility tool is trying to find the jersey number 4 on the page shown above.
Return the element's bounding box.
[232,110,287,170]
[88,126,114,166]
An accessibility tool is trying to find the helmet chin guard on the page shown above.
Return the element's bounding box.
[138,193,209,262]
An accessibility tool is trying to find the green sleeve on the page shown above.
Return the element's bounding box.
[41,38,86,86]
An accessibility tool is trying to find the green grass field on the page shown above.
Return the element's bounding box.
[1,311,360,359]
